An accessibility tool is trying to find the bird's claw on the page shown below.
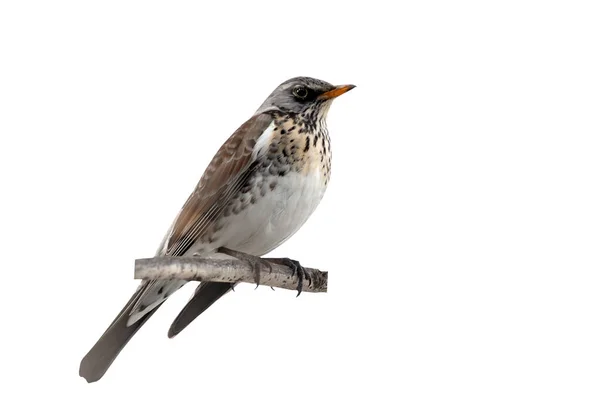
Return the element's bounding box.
[277,258,311,296]
[219,248,310,295]
[218,247,273,289]
[248,258,272,288]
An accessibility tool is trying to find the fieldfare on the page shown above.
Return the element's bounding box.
[79,76,355,382]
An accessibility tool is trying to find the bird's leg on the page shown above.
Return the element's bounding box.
[263,257,311,297]
[218,247,272,288]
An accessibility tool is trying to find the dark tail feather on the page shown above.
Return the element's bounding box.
[167,282,232,338]
[79,283,162,383]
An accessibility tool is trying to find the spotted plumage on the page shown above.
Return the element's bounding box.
[79,76,355,383]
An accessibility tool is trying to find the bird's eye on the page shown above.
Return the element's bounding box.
[292,85,309,99]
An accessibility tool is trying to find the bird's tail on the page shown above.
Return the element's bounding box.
[167,282,232,338]
[80,278,230,381]
[79,280,170,383]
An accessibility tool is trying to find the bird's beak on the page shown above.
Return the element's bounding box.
[319,84,356,100]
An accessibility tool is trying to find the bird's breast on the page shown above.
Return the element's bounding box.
[213,165,328,256]
[186,111,333,257]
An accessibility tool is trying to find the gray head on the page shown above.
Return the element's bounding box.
[255,76,355,116]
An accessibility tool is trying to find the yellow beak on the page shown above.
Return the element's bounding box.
[319,84,356,100]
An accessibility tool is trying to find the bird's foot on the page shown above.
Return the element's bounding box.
[264,257,311,296]
[218,247,272,288]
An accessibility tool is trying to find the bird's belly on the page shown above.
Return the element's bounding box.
[216,170,327,256]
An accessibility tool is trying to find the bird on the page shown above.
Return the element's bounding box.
[79,76,355,383]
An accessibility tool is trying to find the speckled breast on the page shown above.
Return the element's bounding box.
[212,112,332,256]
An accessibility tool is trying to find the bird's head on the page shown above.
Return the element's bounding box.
[256,76,355,117]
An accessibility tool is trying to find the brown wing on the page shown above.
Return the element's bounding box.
[79,114,275,382]
[163,112,274,257]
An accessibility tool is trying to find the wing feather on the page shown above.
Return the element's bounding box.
[128,113,274,318]
[165,113,274,256]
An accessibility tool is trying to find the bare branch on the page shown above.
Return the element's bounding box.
[134,257,328,293]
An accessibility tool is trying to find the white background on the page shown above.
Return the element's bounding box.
[1,1,599,399]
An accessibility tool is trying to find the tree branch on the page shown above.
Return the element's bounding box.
[134,257,328,293]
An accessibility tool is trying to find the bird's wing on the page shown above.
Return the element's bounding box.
[79,113,275,383]
[129,112,275,318]
[164,112,274,256]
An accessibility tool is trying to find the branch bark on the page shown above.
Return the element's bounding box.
[134,257,328,293]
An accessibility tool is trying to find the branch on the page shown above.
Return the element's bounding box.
[134,257,328,293]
